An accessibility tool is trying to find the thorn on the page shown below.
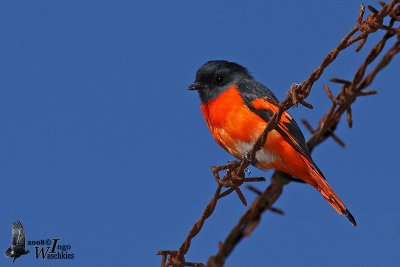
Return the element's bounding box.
[235,187,247,206]
[357,4,365,24]
[246,186,285,215]
[246,185,262,195]
[301,119,315,134]
[356,36,368,52]
[300,100,313,109]
[211,166,221,182]
[368,5,379,14]
[323,85,336,103]
[330,133,346,148]
[330,78,351,85]
[358,90,377,96]
[347,107,353,128]
[218,188,235,199]
[270,207,285,215]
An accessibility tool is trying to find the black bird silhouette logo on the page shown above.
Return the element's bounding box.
[4,221,30,262]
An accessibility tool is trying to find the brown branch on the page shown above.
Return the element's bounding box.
[309,25,400,149]
[246,185,285,215]
[302,118,346,147]
[207,37,400,267]
[158,1,400,266]
[208,11,400,267]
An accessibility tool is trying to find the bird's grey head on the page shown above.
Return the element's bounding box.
[188,60,252,103]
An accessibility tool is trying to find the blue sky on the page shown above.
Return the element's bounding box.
[0,1,399,266]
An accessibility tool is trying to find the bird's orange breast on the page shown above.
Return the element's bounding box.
[200,85,271,161]
[201,85,265,142]
[200,85,309,176]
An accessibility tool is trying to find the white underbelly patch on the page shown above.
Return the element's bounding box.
[235,141,279,166]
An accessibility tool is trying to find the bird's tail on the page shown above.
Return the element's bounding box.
[302,155,357,226]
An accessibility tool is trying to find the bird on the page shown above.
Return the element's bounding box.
[5,221,30,262]
[188,60,356,226]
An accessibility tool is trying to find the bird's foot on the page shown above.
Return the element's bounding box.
[241,154,252,164]
[212,160,266,206]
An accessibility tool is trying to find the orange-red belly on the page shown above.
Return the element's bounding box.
[200,85,310,179]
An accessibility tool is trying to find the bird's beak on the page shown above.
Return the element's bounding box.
[187,82,202,91]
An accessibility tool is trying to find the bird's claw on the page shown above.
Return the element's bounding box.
[242,154,250,163]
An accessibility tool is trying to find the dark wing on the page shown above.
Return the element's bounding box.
[238,79,325,179]
[11,221,26,249]
[238,78,280,105]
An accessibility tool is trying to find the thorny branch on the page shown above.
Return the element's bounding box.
[208,33,400,267]
[158,2,400,266]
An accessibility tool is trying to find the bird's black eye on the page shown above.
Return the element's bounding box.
[215,75,224,84]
